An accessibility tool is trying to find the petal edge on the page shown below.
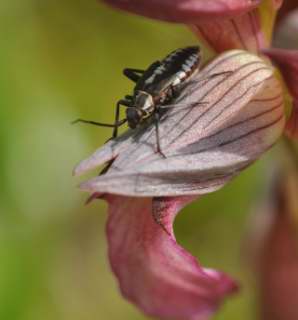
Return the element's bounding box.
[102,0,261,23]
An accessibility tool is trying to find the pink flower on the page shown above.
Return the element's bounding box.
[248,167,298,320]
[102,0,298,139]
[74,1,298,319]
[75,50,284,319]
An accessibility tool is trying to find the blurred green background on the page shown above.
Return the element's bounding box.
[0,1,278,319]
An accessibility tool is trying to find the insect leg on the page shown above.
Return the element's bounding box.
[99,100,129,175]
[99,158,114,175]
[154,111,166,158]
[98,100,128,175]
[124,68,144,74]
[205,71,233,80]
[186,71,233,87]
[160,101,208,110]
[112,99,130,138]
[123,68,145,83]
[72,119,120,127]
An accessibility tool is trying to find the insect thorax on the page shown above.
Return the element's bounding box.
[126,46,201,128]
[126,91,155,129]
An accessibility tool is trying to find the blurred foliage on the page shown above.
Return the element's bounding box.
[0,1,281,319]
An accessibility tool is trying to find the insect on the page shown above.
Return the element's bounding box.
[73,46,203,157]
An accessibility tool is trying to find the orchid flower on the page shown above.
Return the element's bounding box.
[248,164,298,320]
[73,1,298,319]
[103,0,298,139]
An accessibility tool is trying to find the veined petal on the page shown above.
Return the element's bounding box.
[262,48,298,139]
[102,0,261,23]
[191,0,284,53]
[76,50,285,196]
[73,130,135,176]
[191,9,267,53]
[105,195,238,320]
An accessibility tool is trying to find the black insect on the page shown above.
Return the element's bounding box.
[73,46,203,156]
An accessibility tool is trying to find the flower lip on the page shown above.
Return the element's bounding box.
[102,0,262,23]
[105,195,239,320]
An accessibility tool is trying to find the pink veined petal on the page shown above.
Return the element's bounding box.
[191,9,268,53]
[76,51,285,196]
[74,51,284,320]
[102,0,261,23]
[105,194,238,320]
[262,48,298,139]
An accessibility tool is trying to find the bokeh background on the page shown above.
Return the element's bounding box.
[0,1,281,319]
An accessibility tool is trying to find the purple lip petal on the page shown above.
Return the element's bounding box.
[191,8,268,53]
[262,48,298,139]
[102,0,261,23]
[79,50,285,197]
[105,195,239,320]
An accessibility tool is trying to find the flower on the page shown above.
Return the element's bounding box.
[74,50,285,319]
[76,51,283,197]
[248,164,298,320]
[102,1,298,137]
[74,1,298,319]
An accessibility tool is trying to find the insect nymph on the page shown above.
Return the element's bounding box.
[73,46,201,156]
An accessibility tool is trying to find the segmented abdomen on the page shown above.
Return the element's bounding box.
[135,46,201,95]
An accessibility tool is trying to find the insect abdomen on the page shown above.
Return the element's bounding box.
[141,46,201,93]
[163,46,201,76]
